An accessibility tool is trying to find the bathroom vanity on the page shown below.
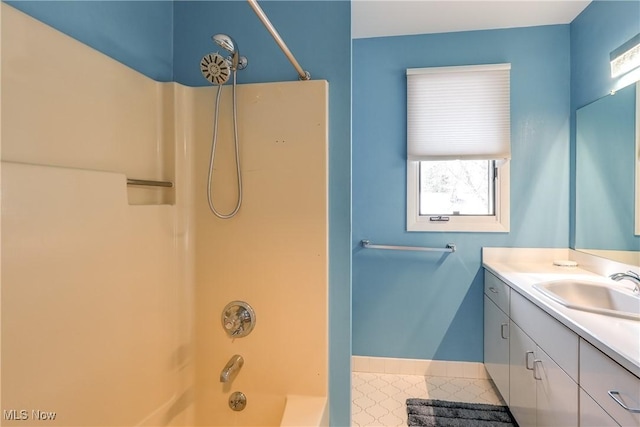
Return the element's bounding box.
[482,248,640,427]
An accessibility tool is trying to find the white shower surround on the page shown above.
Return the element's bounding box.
[1,4,329,426]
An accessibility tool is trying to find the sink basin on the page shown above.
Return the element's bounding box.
[533,280,640,320]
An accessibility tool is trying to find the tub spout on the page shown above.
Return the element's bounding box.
[220,354,244,383]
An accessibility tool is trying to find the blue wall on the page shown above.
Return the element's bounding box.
[570,0,640,109]
[352,25,571,361]
[173,1,350,86]
[4,2,352,425]
[5,1,174,81]
[569,0,640,248]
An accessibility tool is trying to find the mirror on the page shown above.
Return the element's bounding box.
[575,82,640,265]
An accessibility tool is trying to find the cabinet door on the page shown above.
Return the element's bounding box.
[484,295,509,404]
[510,291,578,382]
[535,346,578,427]
[509,321,536,427]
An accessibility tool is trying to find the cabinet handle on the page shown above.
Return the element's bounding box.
[525,351,534,370]
[608,391,640,413]
[500,323,509,339]
[489,287,499,294]
[533,359,543,380]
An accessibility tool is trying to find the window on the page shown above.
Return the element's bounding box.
[406,64,511,232]
[419,160,494,216]
[407,160,509,232]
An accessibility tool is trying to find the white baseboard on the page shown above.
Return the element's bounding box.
[352,356,489,379]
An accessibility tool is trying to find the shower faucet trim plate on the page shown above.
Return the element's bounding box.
[221,300,256,338]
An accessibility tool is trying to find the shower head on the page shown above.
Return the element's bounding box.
[213,34,236,54]
[212,33,248,71]
[200,52,231,85]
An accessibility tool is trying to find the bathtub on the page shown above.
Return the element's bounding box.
[280,395,328,427]
[187,393,327,426]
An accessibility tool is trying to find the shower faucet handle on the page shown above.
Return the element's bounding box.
[224,318,238,331]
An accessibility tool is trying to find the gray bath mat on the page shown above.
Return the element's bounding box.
[406,398,517,427]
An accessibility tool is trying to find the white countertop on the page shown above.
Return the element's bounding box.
[482,248,640,378]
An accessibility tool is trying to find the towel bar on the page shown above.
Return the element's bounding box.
[361,240,456,253]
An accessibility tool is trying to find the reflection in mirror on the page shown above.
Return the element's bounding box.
[575,82,640,266]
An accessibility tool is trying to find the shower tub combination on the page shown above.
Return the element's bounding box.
[1,1,329,426]
[192,4,329,424]
[189,77,329,427]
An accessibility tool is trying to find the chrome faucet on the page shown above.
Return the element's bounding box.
[220,354,244,383]
[609,271,640,293]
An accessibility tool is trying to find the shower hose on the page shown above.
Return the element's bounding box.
[207,69,242,219]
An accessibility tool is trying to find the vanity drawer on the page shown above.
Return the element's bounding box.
[580,339,640,427]
[580,389,620,427]
[510,291,578,382]
[485,270,510,315]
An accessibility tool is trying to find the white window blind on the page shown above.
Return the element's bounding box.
[406,63,511,161]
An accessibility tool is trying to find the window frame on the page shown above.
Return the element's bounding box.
[407,159,510,232]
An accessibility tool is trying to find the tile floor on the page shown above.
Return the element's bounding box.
[352,372,505,427]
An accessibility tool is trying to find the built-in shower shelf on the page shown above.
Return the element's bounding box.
[126,178,174,188]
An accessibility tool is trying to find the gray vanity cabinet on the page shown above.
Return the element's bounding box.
[510,290,579,427]
[484,272,511,405]
[580,339,639,426]
[509,321,536,427]
[509,319,579,427]
[534,344,579,427]
[484,270,579,427]
[580,388,619,426]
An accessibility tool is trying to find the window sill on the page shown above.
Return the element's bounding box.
[407,218,510,233]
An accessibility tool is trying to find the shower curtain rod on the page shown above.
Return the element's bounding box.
[247,0,311,81]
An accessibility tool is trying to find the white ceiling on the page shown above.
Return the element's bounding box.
[352,1,592,39]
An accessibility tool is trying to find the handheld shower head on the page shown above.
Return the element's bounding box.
[212,33,248,71]
[213,34,236,54]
